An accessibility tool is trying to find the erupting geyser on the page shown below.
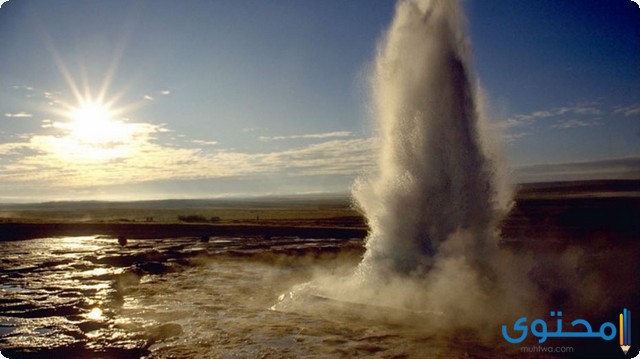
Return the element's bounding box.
[274,0,519,327]
[354,0,507,276]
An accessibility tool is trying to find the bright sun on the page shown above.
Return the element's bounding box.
[40,44,153,164]
[47,100,142,162]
[67,102,131,144]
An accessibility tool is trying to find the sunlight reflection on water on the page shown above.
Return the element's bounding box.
[0,235,506,358]
[86,308,104,321]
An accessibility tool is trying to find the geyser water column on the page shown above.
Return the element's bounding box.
[354,0,503,276]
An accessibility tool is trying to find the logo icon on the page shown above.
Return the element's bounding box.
[503,307,632,354]
[620,308,631,354]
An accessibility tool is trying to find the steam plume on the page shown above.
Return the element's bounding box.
[353,0,506,277]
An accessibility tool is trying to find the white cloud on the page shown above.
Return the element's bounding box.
[497,102,611,142]
[0,125,375,189]
[551,119,602,129]
[503,104,603,129]
[570,106,601,115]
[256,138,374,175]
[143,95,154,101]
[11,85,34,91]
[161,90,171,95]
[258,131,352,141]
[4,112,33,118]
[192,139,218,146]
[0,142,29,155]
[501,101,640,139]
[515,156,640,183]
[614,104,640,117]
[502,132,530,142]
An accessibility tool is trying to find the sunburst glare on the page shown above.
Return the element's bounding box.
[44,97,142,162]
[86,307,104,321]
[64,101,131,145]
[36,18,150,164]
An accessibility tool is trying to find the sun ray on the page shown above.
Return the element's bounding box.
[32,4,155,165]
[97,2,140,105]
[79,62,94,104]
[36,23,84,105]
[97,35,128,105]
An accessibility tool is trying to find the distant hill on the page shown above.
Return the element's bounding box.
[0,192,353,211]
[517,179,639,196]
[1,179,638,212]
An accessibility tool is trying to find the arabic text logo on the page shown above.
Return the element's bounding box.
[502,309,627,350]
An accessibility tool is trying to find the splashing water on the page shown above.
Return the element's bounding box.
[273,0,527,332]
[354,0,506,277]
[273,1,637,337]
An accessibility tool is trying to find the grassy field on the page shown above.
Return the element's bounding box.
[0,195,366,241]
[0,179,638,243]
[0,194,363,227]
[0,207,363,226]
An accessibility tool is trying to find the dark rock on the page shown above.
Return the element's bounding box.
[78,320,107,332]
[136,262,170,275]
[13,304,81,318]
[147,323,183,342]
[96,254,137,267]
[96,250,165,267]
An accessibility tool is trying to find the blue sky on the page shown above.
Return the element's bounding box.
[0,0,638,201]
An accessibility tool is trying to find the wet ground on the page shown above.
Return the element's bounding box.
[2,184,637,358]
[0,236,378,358]
[0,235,513,359]
[1,233,636,358]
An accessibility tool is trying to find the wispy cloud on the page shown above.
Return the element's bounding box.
[502,132,530,142]
[551,119,603,129]
[0,142,31,155]
[161,90,171,95]
[0,125,374,189]
[4,112,33,118]
[258,131,352,141]
[256,138,374,175]
[613,104,640,117]
[515,156,640,183]
[496,102,617,142]
[191,139,218,146]
[143,95,154,101]
[11,85,34,91]
[503,103,602,130]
